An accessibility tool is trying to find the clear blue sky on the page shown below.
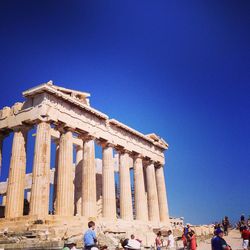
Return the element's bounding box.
[0,1,249,225]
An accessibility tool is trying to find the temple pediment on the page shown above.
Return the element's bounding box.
[146,133,169,149]
[23,80,91,106]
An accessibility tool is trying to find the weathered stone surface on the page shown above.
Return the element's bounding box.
[0,81,171,248]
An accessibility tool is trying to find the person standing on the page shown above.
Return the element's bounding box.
[222,216,229,236]
[211,228,232,250]
[83,221,97,250]
[155,231,163,250]
[241,226,250,250]
[187,230,197,250]
[166,230,175,250]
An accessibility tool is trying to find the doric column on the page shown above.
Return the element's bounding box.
[53,141,59,211]
[5,128,28,218]
[102,143,116,219]
[81,138,96,217]
[145,162,160,222]
[29,122,51,217]
[75,144,83,215]
[133,155,148,221]
[156,165,170,224]
[55,129,74,216]
[119,151,133,220]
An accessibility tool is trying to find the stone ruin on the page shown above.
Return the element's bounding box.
[0,81,170,249]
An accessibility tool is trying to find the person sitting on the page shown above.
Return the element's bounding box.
[125,234,141,249]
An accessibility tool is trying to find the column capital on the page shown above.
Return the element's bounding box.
[143,157,154,166]
[79,133,95,142]
[96,138,114,149]
[131,152,143,160]
[12,124,32,133]
[115,146,131,155]
[56,123,75,134]
[155,162,164,168]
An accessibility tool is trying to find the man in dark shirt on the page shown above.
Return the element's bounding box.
[212,228,231,250]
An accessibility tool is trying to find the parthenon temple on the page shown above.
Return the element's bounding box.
[0,81,170,248]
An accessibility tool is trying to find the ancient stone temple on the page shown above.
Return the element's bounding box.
[0,81,170,249]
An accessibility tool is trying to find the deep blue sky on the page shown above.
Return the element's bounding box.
[0,1,249,225]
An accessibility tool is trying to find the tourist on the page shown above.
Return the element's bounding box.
[83,221,98,250]
[181,233,187,249]
[125,234,141,249]
[187,230,197,250]
[166,230,175,250]
[182,223,190,249]
[211,228,232,250]
[222,216,229,236]
[184,224,191,236]
[241,214,245,222]
[247,216,250,227]
[241,226,250,250]
[155,231,163,250]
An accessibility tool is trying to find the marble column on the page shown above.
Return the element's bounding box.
[134,156,148,221]
[119,151,133,220]
[53,141,59,212]
[53,142,59,212]
[81,139,96,217]
[75,144,83,215]
[55,130,74,216]
[0,134,4,177]
[156,165,170,224]
[146,163,160,222]
[102,144,116,219]
[5,128,27,218]
[29,122,51,217]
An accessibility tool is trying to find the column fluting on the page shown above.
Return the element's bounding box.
[53,141,59,212]
[5,128,27,218]
[146,163,160,222]
[29,122,51,217]
[134,156,148,221]
[102,144,116,219]
[156,165,170,224]
[119,151,133,220]
[81,139,96,217]
[75,144,83,215]
[55,130,74,216]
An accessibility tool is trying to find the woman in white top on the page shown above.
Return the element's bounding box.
[166,230,175,250]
